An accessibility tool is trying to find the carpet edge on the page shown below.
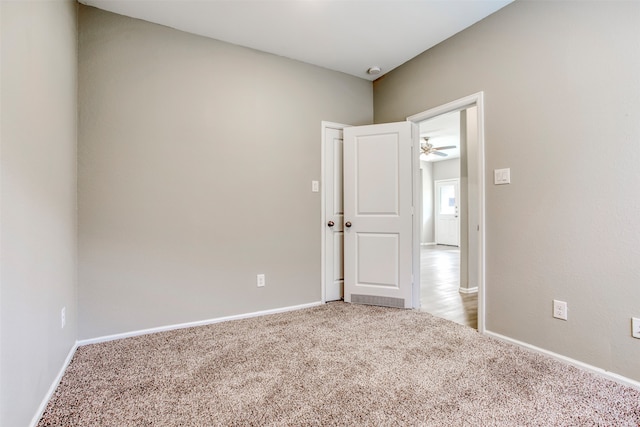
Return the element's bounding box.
[484,330,640,390]
[29,341,78,427]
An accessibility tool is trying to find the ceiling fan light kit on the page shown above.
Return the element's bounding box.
[420,136,456,158]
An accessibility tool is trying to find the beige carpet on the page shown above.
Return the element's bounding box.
[39,302,640,426]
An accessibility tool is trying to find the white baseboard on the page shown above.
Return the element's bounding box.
[77,301,323,346]
[421,242,436,246]
[458,286,478,294]
[30,342,78,427]
[484,330,640,391]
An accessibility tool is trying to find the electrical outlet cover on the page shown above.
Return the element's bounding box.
[553,300,568,320]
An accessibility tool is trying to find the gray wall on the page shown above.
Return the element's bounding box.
[0,1,78,425]
[78,6,373,339]
[374,0,640,381]
[464,107,479,289]
[420,161,434,244]
[459,107,480,292]
[459,115,469,289]
[433,158,460,182]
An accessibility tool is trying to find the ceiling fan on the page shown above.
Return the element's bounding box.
[420,137,456,158]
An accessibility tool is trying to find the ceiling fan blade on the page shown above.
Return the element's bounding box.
[433,145,457,150]
[432,151,448,157]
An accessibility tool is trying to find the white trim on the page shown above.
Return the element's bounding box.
[411,122,421,309]
[320,121,349,304]
[406,91,486,333]
[30,342,78,427]
[421,242,437,246]
[407,92,484,123]
[459,286,478,294]
[485,330,640,391]
[78,301,322,346]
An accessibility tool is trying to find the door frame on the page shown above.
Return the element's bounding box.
[320,92,485,332]
[434,178,460,247]
[406,91,486,333]
[321,121,349,303]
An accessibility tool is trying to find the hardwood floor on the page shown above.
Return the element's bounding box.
[420,245,477,329]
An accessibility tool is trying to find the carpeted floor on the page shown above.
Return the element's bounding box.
[39,302,640,426]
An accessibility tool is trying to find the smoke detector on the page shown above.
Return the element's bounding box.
[367,66,381,75]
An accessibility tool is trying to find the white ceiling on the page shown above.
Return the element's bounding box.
[79,0,513,81]
[419,111,460,162]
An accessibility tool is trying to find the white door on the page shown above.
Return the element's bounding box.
[343,122,417,309]
[324,126,344,301]
[435,179,459,246]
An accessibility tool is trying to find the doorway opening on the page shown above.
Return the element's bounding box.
[408,96,484,331]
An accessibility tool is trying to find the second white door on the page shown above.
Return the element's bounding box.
[435,179,459,246]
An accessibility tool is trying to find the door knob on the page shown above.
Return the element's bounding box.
[327,221,335,227]
[345,221,352,228]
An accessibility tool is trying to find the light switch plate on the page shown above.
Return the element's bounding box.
[494,168,511,185]
[311,180,319,192]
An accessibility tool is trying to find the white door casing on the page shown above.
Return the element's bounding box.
[435,179,460,246]
[323,126,345,302]
[343,122,417,309]
[406,91,486,333]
